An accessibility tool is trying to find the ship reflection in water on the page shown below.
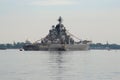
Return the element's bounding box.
[23,17,91,51]
[48,51,66,80]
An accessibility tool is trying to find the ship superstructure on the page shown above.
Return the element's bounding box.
[42,16,75,45]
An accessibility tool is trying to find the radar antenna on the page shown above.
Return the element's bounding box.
[58,16,63,24]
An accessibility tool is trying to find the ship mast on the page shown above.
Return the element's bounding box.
[57,16,63,37]
[58,16,62,24]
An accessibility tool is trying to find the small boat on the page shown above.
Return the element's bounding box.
[19,48,23,51]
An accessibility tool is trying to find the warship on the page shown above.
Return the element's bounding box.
[23,17,91,51]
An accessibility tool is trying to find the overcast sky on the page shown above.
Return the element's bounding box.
[0,0,120,44]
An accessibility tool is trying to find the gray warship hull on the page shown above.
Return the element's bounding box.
[23,44,89,51]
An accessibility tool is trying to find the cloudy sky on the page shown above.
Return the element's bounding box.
[0,0,120,44]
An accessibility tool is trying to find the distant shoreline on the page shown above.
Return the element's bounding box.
[0,42,120,50]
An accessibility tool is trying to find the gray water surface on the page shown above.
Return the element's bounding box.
[0,50,120,80]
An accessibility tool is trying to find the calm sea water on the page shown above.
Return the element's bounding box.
[0,50,120,80]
